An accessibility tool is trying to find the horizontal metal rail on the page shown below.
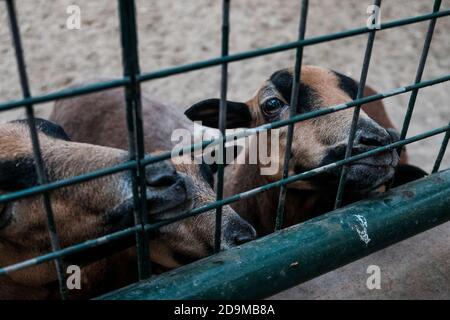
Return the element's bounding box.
[1,73,449,205]
[98,169,450,300]
[0,9,449,113]
[0,1,449,300]
[1,123,449,276]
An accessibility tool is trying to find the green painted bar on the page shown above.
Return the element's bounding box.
[1,74,449,205]
[99,169,450,300]
[0,10,448,113]
[214,0,231,253]
[275,0,309,230]
[118,0,152,280]
[137,9,450,82]
[1,1,449,298]
[433,124,450,173]
[140,74,450,168]
[0,78,129,112]
[6,0,68,299]
[2,123,449,276]
[334,0,381,209]
[399,0,442,144]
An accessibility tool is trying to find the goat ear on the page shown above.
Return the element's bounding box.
[12,118,70,141]
[391,164,428,188]
[185,99,253,129]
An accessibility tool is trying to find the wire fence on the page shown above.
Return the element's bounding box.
[0,0,449,300]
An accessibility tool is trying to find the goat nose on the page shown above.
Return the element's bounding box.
[224,216,257,246]
[355,128,391,148]
[144,160,194,215]
[234,233,255,245]
[145,160,179,187]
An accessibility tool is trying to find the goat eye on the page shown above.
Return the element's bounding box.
[262,98,284,115]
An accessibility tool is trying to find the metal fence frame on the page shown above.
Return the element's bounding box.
[1,0,449,300]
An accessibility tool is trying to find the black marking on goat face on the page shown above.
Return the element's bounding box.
[0,157,38,191]
[269,69,322,115]
[12,118,71,141]
[332,70,359,100]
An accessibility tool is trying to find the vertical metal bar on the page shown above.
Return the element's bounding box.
[334,0,381,209]
[215,0,231,253]
[118,0,151,279]
[398,0,442,144]
[5,0,68,299]
[432,124,450,173]
[275,0,309,230]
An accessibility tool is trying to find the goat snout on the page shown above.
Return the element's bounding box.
[354,125,392,149]
[350,125,399,168]
[145,160,178,186]
[222,214,257,247]
[146,172,194,215]
[106,163,193,229]
[141,160,194,215]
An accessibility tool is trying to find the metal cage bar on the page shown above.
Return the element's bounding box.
[0,74,449,205]
[117,0,151,279]
[2,121,449,277]
[98,168,450,300]
[0,0,449,300]
[334,0,381,209]
[214,0,231,253]
[275,0,309,230]
[433,122,450,173]
[5,0,68,300]
[1,9,449,113]
[399,0,442,144]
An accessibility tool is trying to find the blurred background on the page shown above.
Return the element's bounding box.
[0,0,449,299]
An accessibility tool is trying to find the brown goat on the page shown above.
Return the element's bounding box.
[50,88,256,262]
[185,66,426,235]
[0,116,255,299]
[0,119,191,298]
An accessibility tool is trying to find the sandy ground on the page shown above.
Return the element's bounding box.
[0,0,449,299]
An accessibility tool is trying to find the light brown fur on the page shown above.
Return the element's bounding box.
[50,87,255,283]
